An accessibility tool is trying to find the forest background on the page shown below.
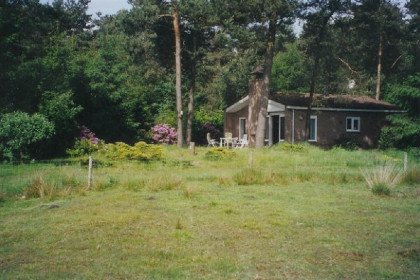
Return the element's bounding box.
[0,0,419,161]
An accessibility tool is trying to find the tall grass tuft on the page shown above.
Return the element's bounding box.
[147,174,183,192]
[182,186,196,199]
[24,175,55,199]
[362,163,402,195]
[402,167,420,185]
[234,168,263,185]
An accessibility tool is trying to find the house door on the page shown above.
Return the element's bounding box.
[272,115,280,144]
[269,114,285,145]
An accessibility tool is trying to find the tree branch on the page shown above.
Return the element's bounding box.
[391,55,403,69]
[158,14,173,18]
[337,56,358,75]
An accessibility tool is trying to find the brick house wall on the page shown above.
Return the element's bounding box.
[283,110,390,148]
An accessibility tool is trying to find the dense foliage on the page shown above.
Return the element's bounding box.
[0,0,418,159]
[0,112,55,161]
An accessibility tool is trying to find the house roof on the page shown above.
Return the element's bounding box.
[270,92,402,111]
[225,92,403,113]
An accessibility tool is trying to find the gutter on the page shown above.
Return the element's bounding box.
[286,106,405,113]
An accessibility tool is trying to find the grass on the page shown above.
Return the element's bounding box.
[0,145,419,279]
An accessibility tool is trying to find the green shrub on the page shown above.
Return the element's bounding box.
[0,112,54,162]
[278,143,306,152]
[100,141,163,161]
[67,139,102,157]
[334,134,360,150]
[204,148,236,161]
[378,128,395,149]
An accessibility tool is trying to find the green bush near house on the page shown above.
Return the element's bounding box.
[99,142,163,161]
[204,147,236,161]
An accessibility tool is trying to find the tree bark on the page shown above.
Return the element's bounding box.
[186,33,196,145]
[173,3,183,147]
[375,32,383,100]
[255,13,276,148]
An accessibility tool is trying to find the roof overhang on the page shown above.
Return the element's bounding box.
[225,96,249,113]
[225,97,285,113]
[286,106,405,113]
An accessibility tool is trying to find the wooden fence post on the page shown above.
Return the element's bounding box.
[189,142,195,155]
[404,152,408,172]
[87,156,93,190]
[249,150,253,168]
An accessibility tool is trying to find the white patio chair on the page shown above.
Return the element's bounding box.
[235,134,249,149]
[207,133,219,147]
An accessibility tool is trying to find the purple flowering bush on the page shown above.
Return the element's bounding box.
[80,125,99,144]
[151,124,177,144]
[67,126,102,157]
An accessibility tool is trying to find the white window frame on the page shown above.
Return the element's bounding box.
[309,115,317,142]
[346,117,360,132]
[239,117,246,139]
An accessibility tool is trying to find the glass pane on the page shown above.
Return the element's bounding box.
[346,118,352,130]
[240,119,246,138]
[280,116,285,140]
[309,118,316,140]
[354,119,359,131]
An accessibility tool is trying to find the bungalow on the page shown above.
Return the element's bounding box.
[224,84,402,148]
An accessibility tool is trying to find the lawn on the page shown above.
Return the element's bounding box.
[0,145,419,279]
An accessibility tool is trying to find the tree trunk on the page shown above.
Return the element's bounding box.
[173,3,183,147]
[255,13,276,148]
[186,33,196,145]
[304,9,335,140]
[304,58,319,140]
[375,32,383,100]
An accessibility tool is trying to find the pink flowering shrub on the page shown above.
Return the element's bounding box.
[80,125,99,144]
[151,124,177,144]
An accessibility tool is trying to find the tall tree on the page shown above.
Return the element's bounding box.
[214,0,295,148]
[179,0,214,145]
[351,0,405,100]
[300,0,350,140]
[172,2,183,147]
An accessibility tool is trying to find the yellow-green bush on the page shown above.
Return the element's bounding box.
[204,147,236,161]
[100,141,163,161]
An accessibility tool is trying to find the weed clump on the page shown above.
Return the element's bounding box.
[371,183,391,196]
[24,175,55,199]
[182,186,196,199]
[204,148,236,161]
[362,163,402,196]
[147,174,182,192]
[233,168,276,185]
[402,167,420,185]
[93,176,117,191]
[278,143,306,152]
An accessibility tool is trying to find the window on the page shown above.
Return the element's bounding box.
[309,115,317,142]
[346,117,360,132]
[239,118,246,139]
